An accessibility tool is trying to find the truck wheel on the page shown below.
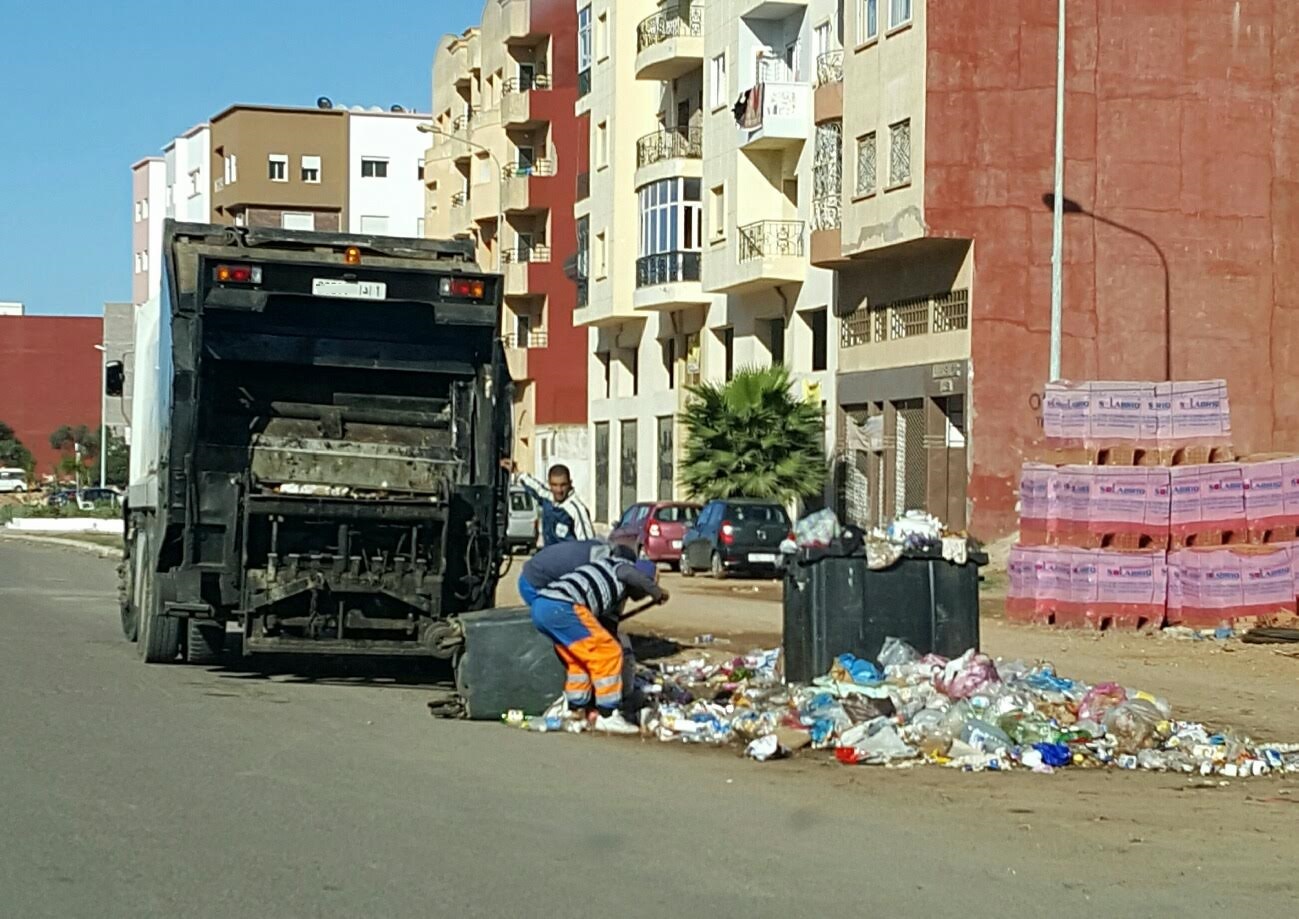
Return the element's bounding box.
[185,620,225,665]
[138,577,180,664]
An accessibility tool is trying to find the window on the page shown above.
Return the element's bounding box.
[656,416,675,502]
[596,11,609,61]
[890,0,913,29]
[888,119,912,186]
[813,20,833,63]
[360,215,390,235]
[857,0,879,44]
[301,155,321,183]
[722,327,735,382]
[417,160,425,182]
[224,154,238,185]
[141,199,149,220]
[188,170,200,197]
[140,251,149,272]
[595,121,608,170]
[268,154,288,182]
[281,212,314,231]
[416,217,426,237]
[638,178,703,281]
[361,158,389,178]
[709,53,727,109]
[578,5,593,73]
[576,215,590,280]
[133,252,143,273]
[855,132,877,196]
[768,317,786,367]
[709,184,725,241]
[133,200,143,221]
[809,309,828,372]
[595,231,607,279]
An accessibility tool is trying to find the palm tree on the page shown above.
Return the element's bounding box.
[681,365,826,504]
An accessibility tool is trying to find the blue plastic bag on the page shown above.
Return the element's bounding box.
[1032,742,1072,768]
[836,653,883,685]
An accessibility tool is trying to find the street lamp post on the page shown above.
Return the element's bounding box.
[1049,0,1066,382]
[416,123,506,271]
[93,343,107,489]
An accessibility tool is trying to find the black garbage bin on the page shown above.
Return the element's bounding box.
[782,546,986,683]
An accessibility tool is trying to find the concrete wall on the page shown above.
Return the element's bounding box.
[101,302,134,435]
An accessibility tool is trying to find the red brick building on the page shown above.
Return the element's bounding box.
[828,0,1298,537]
[0,316,102,477]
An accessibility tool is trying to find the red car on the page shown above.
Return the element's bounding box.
[609,501,702,568]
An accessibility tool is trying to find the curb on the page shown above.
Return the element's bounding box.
[0,532,124,559]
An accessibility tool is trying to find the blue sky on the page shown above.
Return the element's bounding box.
[0,0,482,316]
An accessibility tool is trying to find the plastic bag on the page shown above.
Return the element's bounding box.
[959,718,1014,754]
[1103,699,1166,752]
[936,650,1001,700]
[1076,682,1127,723]
[839,720,916,763]
[794,508,840,548]
[833,654,883,686]
[878,636,921,669]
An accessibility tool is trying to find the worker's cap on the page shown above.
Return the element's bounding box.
[634,560,659,582]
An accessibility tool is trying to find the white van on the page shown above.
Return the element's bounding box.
[0,467,27,494]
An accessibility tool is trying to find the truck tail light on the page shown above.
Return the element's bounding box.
[214,264,262,284]
[440,277,486,299]
[648,523,661,538]
[721,521,734,546]
[344,246,362,265]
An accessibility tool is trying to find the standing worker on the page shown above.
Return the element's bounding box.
[501,459,594,546]
[519,540,668,734]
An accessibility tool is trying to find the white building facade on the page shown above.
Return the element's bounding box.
[164,123,211,224]
[346,109,431,238]
[574,0,838,524]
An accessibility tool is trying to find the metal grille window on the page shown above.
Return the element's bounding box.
[620,420,638,516]
[813,121,842,231]
[931,289,970,332]
[855,132,876,197]
[657,416,675,501]
[841,289,970,346]
[594,422,610,523]
[896,399,927,513]
[890,295,929,338]
[889,119,911,186]
[738,220,805,261]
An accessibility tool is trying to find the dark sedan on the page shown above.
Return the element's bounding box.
[680,498,792,579]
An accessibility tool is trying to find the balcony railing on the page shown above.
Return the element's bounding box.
[636,251,701,287]
[576,171,590,201]
[502,73,552,94]
[452,106,479,131]
[576,279,589,309]
[636,4,704,53]
[450,191,468,207]
[738,220,805,262]
[502,242,552,263]
[811,195,841,231]
[503,158,556,178]
[578,68,591,98]
[635,126,703,169]
[815,50,844,87]
[504,329,549,349]
[840,290,971,348]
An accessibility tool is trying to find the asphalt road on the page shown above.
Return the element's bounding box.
[1,539,1295,918]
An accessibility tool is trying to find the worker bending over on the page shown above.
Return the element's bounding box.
[520,540,668,734]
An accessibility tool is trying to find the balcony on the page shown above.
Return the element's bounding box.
[737,82,811,151]
[810,195,849,268]
[502,73,552,128]
[814,50,844,123]
[839,290,971,372]
[635,4,704,81]
[708,220,806,293]
[502,243,552,296]
[633,251,709,312]
[634,126,703,187]
[501,158,555,213]
[450,190,467,208]
[498,0,534,44]
[470,179,500,224]
[452,106,480,134]
[739,0,808,18]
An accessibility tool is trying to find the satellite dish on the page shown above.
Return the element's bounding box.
[390,104,405,113]
[316,96,334,109]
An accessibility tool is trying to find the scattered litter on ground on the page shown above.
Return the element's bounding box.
[502,639,1299,777]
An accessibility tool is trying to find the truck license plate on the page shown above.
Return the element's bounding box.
[312,278,387,300]
[748,553,777,564]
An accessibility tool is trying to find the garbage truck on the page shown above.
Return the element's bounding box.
[119,221,514,665]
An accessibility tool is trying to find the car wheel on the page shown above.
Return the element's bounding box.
[680,550,695,578]
[710,551,726,580]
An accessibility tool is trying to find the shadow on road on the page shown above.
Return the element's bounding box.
[200,637,456,689]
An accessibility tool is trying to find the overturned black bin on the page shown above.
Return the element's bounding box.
[782,546,986,684]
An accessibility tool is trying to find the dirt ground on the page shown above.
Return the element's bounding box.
[498,569,1299,743]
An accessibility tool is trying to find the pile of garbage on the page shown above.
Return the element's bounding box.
[505,638,1299,777]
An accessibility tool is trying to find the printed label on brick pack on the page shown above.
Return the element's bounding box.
[1244,461,1287,525]
[1088,382,1155,443]
[1240,549,1296,611]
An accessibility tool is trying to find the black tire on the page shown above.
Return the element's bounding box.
[118,559,139,642]
[185,619,225,665]
[710,551,727,580]
[138,574,180,664]
[680,550,695,578]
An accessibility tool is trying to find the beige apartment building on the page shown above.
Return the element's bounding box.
[574,0,837,523]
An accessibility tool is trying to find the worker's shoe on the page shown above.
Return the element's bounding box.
[593,710,640,736]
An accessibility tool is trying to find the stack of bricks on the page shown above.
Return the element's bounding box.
[1007,380,1299,631]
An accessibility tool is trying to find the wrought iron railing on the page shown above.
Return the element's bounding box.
[811,196,841,231]
[452,106,479,131]
[575,279,589,308]
[577,68,591,98]
[636,251,701,288]
[502,242,552,264]
[450,191,467,207]
[503,158,556,178]
[502,73,553,94]
[636,4,704,54]
[635,126,703,169]
[737,220,805,262]
[576,171,590,201]
[815,50,844,87]
[840,290,971,348]
[504,329,549,349]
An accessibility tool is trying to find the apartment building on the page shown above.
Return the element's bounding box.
[573,0,836,524]
[163,123,211,225]
[348,109,431,237]
[425,1,589,484]
[130,157,166,306]
[817,0,1299,537]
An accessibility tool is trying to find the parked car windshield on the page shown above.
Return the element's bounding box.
[654,505,698,523]
[728,504,787,524]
